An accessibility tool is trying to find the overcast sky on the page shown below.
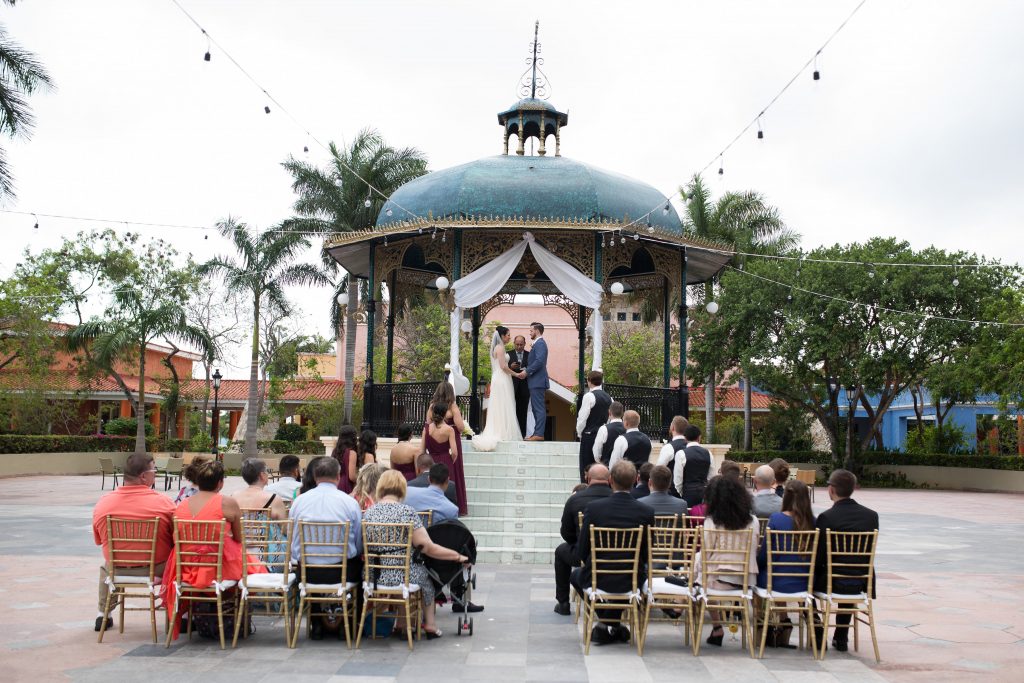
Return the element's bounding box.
[4,1,1023,376]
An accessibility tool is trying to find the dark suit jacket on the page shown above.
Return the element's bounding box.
[814,497,879,595]
[576,491,656,594]
[559,483,612,546]
[408,473,457,505]
[629,483,650,500]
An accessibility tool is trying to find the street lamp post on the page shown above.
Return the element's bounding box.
[211,369,222,462]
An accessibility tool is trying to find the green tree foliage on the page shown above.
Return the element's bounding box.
[388,298,495,384]
[282,129,428,423]
[600,323,665,386]
[199,218,331,457]
[690,237,1013,463]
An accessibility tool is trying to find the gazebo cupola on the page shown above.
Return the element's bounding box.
[497,21,568,157]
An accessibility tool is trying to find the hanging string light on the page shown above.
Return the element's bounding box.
[952,266,960,287]
[303,145,309,154]
[813,51,821,81]
[757,115,764,140]
[386,208,393,217]
[264,105,271,114]
[363,192,372,209]
[662,202,670,215]
[718,155,724,176]
[202,28,211,61]
[867,263,876,279]
[32,213,39,230]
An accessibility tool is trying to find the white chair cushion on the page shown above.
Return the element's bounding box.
[245,573,295,589]
[112,575,161,585]
[584,587,637,601]
[813,591,867,601]
[702,587,751,599]
[301,581,358,592]
[644,577,693,597]
[370,583,420,594]
[754,587,811,600]
[181,579,236,590]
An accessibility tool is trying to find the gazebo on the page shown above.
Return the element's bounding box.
[325,40,731,439]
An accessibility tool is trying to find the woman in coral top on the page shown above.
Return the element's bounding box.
[162,459,266,639]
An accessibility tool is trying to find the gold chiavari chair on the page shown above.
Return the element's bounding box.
[653,514,682,529]
[165,518,236,650]
[573,511,585,624]
[292,521,356,648]
[758,518,770,539]
[694,527,757,657]
[581,525,644,655]
[240,507,271,524]
[357,522,422,651]
[638,525,699,655]
[755,529,819,658]
[416,510,433,528]
[234,519,295,647]
[99,516,162,643]
[814,530,880,662]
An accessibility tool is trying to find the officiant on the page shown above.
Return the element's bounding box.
[509,335,530,437]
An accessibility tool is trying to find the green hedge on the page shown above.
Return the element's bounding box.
[0,434,212,454]
[727,450,1024,471]
[726,450,834,465]
[231,440,324,455]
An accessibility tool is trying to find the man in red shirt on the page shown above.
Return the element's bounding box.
[92,452,176,632]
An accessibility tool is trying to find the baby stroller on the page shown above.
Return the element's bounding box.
[422,520,478,636]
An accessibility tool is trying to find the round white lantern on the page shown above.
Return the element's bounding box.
[435,276,450,291]
[460,319,473,334]
[706,301,720,315]
[610,282,625,296]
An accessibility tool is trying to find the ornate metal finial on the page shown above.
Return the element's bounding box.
[518,20,550,100]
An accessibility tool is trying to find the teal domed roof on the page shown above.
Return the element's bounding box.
[377,154,681,233]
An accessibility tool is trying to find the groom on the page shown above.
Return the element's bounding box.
[521,322,549,441]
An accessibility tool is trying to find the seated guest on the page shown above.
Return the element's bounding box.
[687,462,742,524]
[571,461,655,645]
[694,475,759,647]
[408,452,457,505]
[389,424,419,481]
[232,458,288,520]
[289,456,363,640]
[608,410,652,468]
[92,453,176,632]
[174,455,208,504]
[757,479,815,592]
[298,456,326,496]
[768,458,790,498]
[814,469,879,652]
[630,462,654,499]
[404,463,459,524]
[163,459,267,640]
[553,464,612,615]
[592,401,626,465]
[638,465,689,516]
[352,462,389,511]
[363,471,470,639]
[265,455,302,501]
[751,465,783,518]
[678,424,712,507]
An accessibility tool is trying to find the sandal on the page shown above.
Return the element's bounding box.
[423,627,443,640]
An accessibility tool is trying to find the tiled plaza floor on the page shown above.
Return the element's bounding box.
[1,476,1022,682]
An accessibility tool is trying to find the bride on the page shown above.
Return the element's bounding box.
[471,326,523,452]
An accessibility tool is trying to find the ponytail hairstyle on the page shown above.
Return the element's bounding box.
[430,402,447,426]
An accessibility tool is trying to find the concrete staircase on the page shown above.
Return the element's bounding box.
[461,440,579,564]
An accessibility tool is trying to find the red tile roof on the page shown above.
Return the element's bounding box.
[179,379,345,402]
[687,386,775,411]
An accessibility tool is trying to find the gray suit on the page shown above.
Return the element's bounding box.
[638,491,688,516]
[752,490,783,518]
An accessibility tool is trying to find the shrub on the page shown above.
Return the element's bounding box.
[726,450,834,465]
[275,423,307,442]
[905,424,968,455]
[104,417,154,437]
[229,440,325,455]
[0,434,141,453]
[189,430,213,453]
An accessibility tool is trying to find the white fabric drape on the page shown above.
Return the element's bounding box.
[448,308,470,395]
[450,232,605,376]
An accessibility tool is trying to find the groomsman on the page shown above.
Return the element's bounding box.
[575,371,611,481]
[508,335,530,438]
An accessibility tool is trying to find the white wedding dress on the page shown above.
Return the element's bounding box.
[471,337,523,452]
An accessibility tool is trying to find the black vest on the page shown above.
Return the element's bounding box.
[583,389,612,433]
[601,421,626,461]
[682,444,712,488]
[667,437,688,497]
[622,430,652,467]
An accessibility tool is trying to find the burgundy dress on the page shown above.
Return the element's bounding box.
[425,422,468,516]
[392,460,417,481]
[335,447,355,494]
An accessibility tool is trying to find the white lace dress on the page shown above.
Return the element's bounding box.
[471,344,523,452]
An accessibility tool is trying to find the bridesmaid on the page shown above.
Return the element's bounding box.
[389,424,419,481]
[425,381,468,515]
[330,425,359,494]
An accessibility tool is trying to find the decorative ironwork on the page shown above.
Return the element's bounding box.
[518,21,550,100]
[374,242,410,290]
[605,383,686,442]
[602,241,642,284]
[541,293,581,328]
[480,292,516,319]
[648,244,681,294]
[364,380,472,437]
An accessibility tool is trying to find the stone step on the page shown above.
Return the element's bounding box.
[462,461,579,478]
[474,546,555,565]
[464,475,579,493]
[470,530,560,550]
[463,487,570,505]
[464,440,580,456]
[467,500,562,517]
[461,516,561,534]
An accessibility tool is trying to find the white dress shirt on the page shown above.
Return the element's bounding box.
[608,427,642,468]
[575,391,596,437]
[592,418,623,462]
[265,476,301,500]
[288,482,362,565]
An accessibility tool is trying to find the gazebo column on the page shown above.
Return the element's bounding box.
[470,306,481,432]
[385,271,396,383]
[592,233,603,370]
[362,243,377,431]
[663,276,671,387]
[538,113,547,156]
[577,305,586,409]
[678,248,689,418]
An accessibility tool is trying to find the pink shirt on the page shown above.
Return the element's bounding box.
[92,485,176,564]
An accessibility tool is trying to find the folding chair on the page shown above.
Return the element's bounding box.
[638,525,698,655]
[814,530,880,662]
[162,458,183,491]
[99,457,121,490]
[573,511,585,624]
[165,518,237,650]
[694,527,757,657]
[653,514,682,529]
[98,516,162,643]
[357,521,422,651]
[755,529,819,658]
[581,525,644,655]
[292,521,357,648]
[416,510,433,528]
[234,519,295,647]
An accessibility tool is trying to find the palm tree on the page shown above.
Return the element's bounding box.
[282,129,428,424]
[67,278,210,455]
[199,219,331,457]
[680,174,799,446]
[0,1,54,198]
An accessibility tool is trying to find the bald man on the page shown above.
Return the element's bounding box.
[752,464,782,518]
[553,464,612,615]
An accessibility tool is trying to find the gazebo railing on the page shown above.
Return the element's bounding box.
[364,381,472,438]
[604,384,689,442]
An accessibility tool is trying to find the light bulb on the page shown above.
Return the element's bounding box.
[364,198,372,208]
[435,276,450,290]
[264,105,271,114]
[952,278,959,287]
[633,233,639,241]
[303,145,309,153]
[204,51,211,62]
[706,301,719,315]
[610,282,625,296]
[386,208,393,217]
[813,70,820,81]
